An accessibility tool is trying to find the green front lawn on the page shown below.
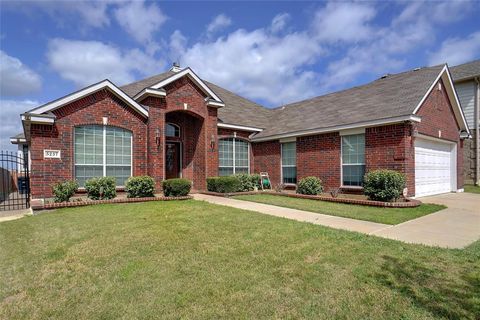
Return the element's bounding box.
[1,201,479,319]
[233,194,445,225]
[464,184,480,194]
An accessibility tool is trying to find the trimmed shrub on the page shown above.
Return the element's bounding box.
[234,173,259,192]
[84,177,116,200]
[364,169,406,202]
[52,180,79,203]
[125,176,155,198]
[250,173,261,189]
[206,176,241,193]
[296,176,323,195]
[162,178,191,197]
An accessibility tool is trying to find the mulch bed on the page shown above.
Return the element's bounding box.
[200,191,421,208]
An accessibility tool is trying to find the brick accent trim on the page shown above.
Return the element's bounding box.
[200,191,421,208]
[34,196,193,210]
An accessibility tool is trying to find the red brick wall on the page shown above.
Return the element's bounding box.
[30,90,148,198]
[365,123,415,196]
[415,78,463,189]
[142,96,166,189]
[297,133,341,190]
[252,140,281,185]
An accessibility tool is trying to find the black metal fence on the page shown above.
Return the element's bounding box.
[0,151,30,211]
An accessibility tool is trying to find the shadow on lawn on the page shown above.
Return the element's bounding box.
[376,255,480,319]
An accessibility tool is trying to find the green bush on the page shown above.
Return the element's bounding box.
[162,178,191,197]
[84,177,116,200]
[296,176,323,195]
[125,176,156,198]
[206,176,241,193]
[52,180,79,203]
[364,169,406,202]
[234,173,261,192]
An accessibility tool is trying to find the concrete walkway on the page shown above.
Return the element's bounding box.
[0,208,32,223]
[193,193,480,249]
[371,192,480,249]
[193,194,389,234]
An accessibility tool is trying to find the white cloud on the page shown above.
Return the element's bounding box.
[114,1,167,53]
[207,14,232,35]
[270,13,290,33]
[181,29,323,105]
[0,51,41,97]
[169,30,187,62]
[312,2,376,43]
[47,38,165,87]
[0,100,38,151]
[316,1,455,91]
[429,32,480,66]
[3,1,111,29]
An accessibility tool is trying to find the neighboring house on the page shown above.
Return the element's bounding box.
[10,63,469,200]
[451,60,480,185]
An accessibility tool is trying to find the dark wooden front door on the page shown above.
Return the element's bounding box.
[165,142,181,179]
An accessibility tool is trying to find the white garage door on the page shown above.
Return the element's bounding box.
[415,138,456,197]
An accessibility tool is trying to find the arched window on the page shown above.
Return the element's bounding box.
[218,138,249,176]
[74,125,132,187]
[165,123,180,137]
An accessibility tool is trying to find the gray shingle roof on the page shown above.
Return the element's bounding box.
[253,64,445,139]
[120,71,272,128]
[450,59,480,82]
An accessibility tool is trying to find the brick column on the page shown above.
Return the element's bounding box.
[142,96,166,191]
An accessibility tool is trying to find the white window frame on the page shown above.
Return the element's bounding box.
[281,141,297,185]
[218,137,250,175]
[340,133,365,188]
[74,125,133,187]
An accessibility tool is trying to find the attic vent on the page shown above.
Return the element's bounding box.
[413,67,421,71]
[380,74,390,79]
[170,62,182,72]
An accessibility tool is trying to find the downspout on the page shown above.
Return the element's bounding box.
[475,77,480,185]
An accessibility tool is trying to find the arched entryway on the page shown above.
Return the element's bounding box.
[165,110,206,189]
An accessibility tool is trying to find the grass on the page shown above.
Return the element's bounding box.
[464,184,480,194]
[233,194,445,225]
[1,200,479,319]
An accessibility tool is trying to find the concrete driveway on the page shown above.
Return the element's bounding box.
[371,192,480,249]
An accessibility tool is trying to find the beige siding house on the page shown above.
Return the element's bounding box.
[451,60,480,185]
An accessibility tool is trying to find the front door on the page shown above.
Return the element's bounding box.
[165,142,181,179]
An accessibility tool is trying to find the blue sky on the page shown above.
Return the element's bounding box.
[1,0,480,150]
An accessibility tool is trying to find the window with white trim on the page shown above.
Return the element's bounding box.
[341,134,365,187]
[218,138,249,175]
[74,125,132,187]
[281,142,297,184]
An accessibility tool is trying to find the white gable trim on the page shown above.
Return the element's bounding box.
[150,68,223,103]
[21,114,55,124]
[133,88,166,101]
[217,123,263,132]
[27,80,149,118]
[412,65,469,133]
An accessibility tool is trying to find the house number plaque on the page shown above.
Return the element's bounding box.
[44,150,61,159]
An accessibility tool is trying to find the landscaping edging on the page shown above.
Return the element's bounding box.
[200,191,421,208]
[32,195,193,210]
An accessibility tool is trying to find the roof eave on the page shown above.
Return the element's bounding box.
[251,115,421,142]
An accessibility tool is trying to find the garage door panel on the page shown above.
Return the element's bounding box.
[415,138,454,197]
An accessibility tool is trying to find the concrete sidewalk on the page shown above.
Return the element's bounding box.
[371,192,480,249]
[193,194,389,234]
[193,193,480,249]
